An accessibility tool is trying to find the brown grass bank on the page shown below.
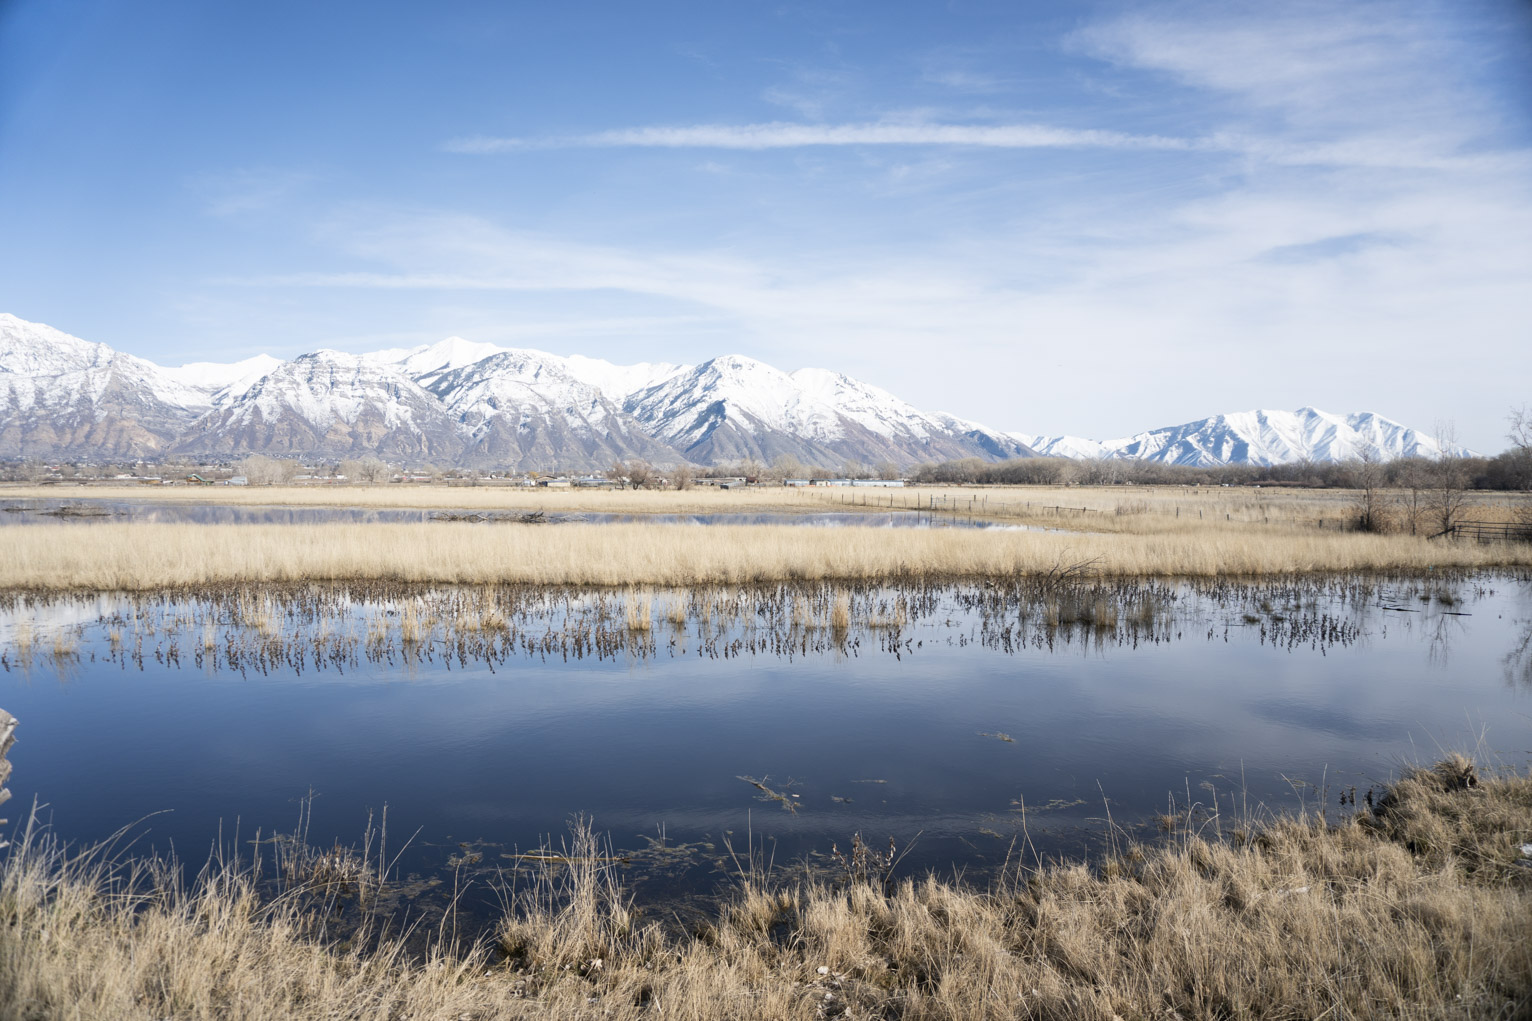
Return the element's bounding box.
[6,482,1528,534]
[1,758,1528,1019]
[1,520,1530,591]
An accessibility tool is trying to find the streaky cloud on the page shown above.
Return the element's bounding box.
[444,121,1202,154]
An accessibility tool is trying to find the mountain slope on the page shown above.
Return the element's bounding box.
[174,350,466,459]
[0,314,211,457]
[1019,408,1474,467]
[624,355,1032,469]
[423,350,683,470]
[0,313,1474,470]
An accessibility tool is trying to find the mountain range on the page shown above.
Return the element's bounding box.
[0,313,1472,469]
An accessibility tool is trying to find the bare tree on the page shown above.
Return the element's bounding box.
[1430,422,1471,537]
[875,461,902,481]
[623,460,654,489]
[671,465,695,490]
[1350,451,1388,532]
[1508,406,1532,523]
[1510,405,1532,454]
[767,454,804,484]
[1079,457,1122,486]
[1394,458,1431,536]
[240,454,281,486]
[348,457,389,484]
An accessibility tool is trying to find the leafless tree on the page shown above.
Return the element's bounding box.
[623,460,654,489]
[1394,458,1431,536]
[240,454,284,485]
[767,454,804,484]
[1510,405,1532,454]
[875,461,902,481]
[671,465,695,490]
[1508,406,1532,523]
[1430,422,1471,537]
[1350,451,1388,532]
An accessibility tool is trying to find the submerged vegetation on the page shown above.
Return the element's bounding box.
[0,573,1460,676]
[0,756,1527,1019]
[2,483,1529,1017]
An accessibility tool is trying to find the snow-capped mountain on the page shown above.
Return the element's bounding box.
[423,350,683,470]
[174,350,466,459]
[561,354,688,403]
[158,354,283,403]
[0,314,1476,469]
[623,355,1033,467]
[1017,408,1475,467]
[0,313,212,456]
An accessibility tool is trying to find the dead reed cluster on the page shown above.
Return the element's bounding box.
[1,758,1527,1019]
[5,482,1527,535]
[2,520,1530,592]
[1,575,1438,676]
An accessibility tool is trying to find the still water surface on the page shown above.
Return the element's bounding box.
[0,498,1016,529]
[1,574,1528,916]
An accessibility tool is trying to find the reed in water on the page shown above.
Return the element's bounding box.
[0,757,1527,1019]
[1,520,1528,590]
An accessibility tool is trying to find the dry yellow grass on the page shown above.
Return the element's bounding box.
[1,759,1527,1019]
[5,481,1527,535]
[0,520,1530,590]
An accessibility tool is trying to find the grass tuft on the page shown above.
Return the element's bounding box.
[1,760,1528,1019]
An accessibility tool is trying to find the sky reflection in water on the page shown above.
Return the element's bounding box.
[0,574,1528,912]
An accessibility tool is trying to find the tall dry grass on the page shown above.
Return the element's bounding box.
[6,482,1528,535]
[0,520,1529,591]
[1,759,1527,1019]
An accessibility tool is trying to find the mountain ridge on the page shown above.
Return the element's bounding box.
[1016,406,1472,468]
[0,313,1474,468]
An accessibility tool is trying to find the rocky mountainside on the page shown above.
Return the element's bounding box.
[422,348,683,469]
[0,314,1028,468]
[0,313,1473,469]
[172,350,467,460]
[1,313,213,457]
[1016,407,1474,467]
[624,356,1034,467]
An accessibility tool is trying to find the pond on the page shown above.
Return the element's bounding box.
[0,498,1026,529]
[1,573,1528,928]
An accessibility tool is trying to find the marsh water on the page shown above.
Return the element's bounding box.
[1,573,1529,926]
[0,498,1022,529]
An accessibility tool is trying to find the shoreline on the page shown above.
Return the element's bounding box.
[2,756,1527,1019]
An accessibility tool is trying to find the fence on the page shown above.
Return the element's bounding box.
[1434,521,1532,543]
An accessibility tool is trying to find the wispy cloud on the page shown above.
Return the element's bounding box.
[1073,1,1508,155]
[193,168,317,218]
[221,2,1532,448]
[444,120,1201,154]
[442,121,1503,171]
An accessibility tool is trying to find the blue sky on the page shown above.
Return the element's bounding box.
[2,0,1529,450]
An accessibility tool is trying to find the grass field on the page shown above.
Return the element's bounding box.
[4,482,1527,535]
[1,519,1530,590]
[2,484,1530,590]
[1,757,1527,1020]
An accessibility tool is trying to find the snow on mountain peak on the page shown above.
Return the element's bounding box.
[159,354,282,399]
[1022,407,1474,467]
[560,353,688,402]
[388,336,509,381]
[0,313,1479,469]
[0,313,114,376]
